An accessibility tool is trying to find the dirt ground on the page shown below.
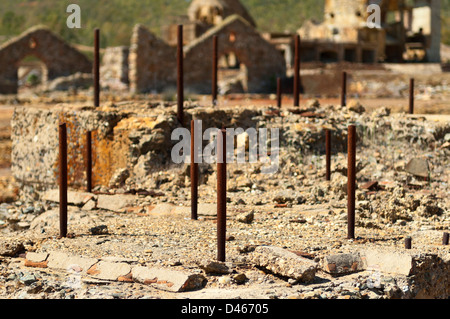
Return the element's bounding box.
[0,92,448,300]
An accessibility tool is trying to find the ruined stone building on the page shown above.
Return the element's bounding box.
[0,26,92,94]
[129,0,285,94]
[0,0,443,96]
[163,0,257,46]
[121,0,444,95]
[295,0,441,63]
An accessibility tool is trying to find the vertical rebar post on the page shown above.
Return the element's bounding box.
[443,232,449,246]
[217,129,227,262]
[86,131,92,193]
[94,29,100,107]
[191,120,198,220]
[277,77,282,108]
[409,78,414,115]
[326,129,331,181]
[293,35,300,107]
[212,35,218,106]
[341,71,347,107]
[347,125,356,239]
[405,237,412,249]
[177,25,184,126]
[59,123,68,238]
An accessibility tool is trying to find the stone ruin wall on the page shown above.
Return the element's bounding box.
[183,15,286,94]
[10,105,269,197]
[128,17,286,94]
[11,102,450,199]
[128,25,177,94]
[0,26,92,94]
[100,46,130,90]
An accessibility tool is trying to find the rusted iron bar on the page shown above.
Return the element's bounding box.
[277,77,282,108]
[405,237,412,249]
[341,71,347,107]
[59,123,68,238]
[191,120,198,220]
[212,35,218,106]
[293,35,300,107]
[347,125,356,239]
[443,232,449,245]
[217,129,227,262]
[409,78,414,114]
[177,25,184,126]
[86,131,92,193]
[94,29,100,107]
[325,129,331,181]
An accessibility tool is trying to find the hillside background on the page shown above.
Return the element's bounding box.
[0,0,449,48]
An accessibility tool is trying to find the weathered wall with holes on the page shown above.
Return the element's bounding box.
[10,104,267,196]
[11,105,128,193]
[128,24,177,94]
[128,16,285,94]
[0,26,92,94]
[184,15,286,94]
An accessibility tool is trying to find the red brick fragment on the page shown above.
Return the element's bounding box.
[87,264,100,275]
[118,272,133,282]
[24,260,48,268]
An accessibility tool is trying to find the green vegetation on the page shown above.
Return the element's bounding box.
[442,0,450,47]
[0,0,449,47]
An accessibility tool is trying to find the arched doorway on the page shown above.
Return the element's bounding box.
[218,50,248,94]
[16,55,48,91]
[183,15,286,94]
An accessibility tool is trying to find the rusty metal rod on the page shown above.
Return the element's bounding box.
[405,237,412,249]
[409,78,414,114]
[217,129,227,262]
[86,131,92,193]
[341,71,347,107]
[347,125,356,239]
[325,129,331,181]
[59,123,68,238]
[293,35,300,107]
[94,28,100,107]
[212,35,218,106]
[443,232,449,246]
[191,120,198,220]
[277,77,282,108]
[177,25,184,126]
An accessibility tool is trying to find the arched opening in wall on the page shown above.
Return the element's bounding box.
[217,51,248,94]
[16,55,48,92]
[319,50,339,63]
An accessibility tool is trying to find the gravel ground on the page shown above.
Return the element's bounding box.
[0,98,449,300]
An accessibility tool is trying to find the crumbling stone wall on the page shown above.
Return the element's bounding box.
[129,16,285,94]
[0,26,92,94]
[11,105,127,193]
[100,46,129,90]
[129,25,177,94]
[12,101,448,197]
[184,15,286,93]
[10,104,265,195]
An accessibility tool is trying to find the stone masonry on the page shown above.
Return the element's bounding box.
[129,24,177,94]
[184,15,286,94]
[0,26,92,94]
